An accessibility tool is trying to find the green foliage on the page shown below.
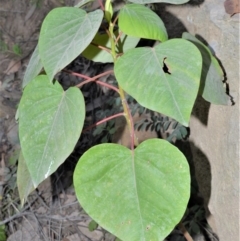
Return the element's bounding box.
[115,39,202,126]
[119,4,168,42]
[19,75,85,187]
[82,32,140,62]
[12,44,22,56]
[22,45,43,88]
[74,139,190,241]
[17,151,34,206]
[182,32,229,105]
[17,0,228,240]
[0,225,6,241]
[88,219,98,231]
[39,7,103,81]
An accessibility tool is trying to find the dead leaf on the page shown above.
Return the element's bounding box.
[224,0,240,16]
[4,59,21,75]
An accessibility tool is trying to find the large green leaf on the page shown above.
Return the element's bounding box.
[22,44,43,89]
[115,39,202,126]
[19,75,85,187]
[119,4,168,42]
[17,151,35,206]
[128,0,189,4]
[74,139,190,241]
[82,31,140,63]
[182,32,228,105]
[39,7,103,81]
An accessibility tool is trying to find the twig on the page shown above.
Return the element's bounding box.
[83,112,124,133]
[178,222,194,241]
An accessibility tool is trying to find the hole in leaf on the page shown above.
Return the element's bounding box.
[162,57,171,75]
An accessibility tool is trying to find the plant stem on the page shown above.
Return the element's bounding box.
[83,113,124,133]
[178,222,194,241]
[98,0,104,10]
[89,42,111,53]
[109,20,135,151]
[63,69,119,93]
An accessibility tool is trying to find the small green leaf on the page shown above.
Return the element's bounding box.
[39,7,103,81]
[17,151,35,206]
[88,219,98,231]
[115,39,202,126]
[22,45,43,88]
[105,0,113,22]
[182,32,228,105]
[82,31,140,63]
[74,139,190,241]
[12,44,22,56]
[119,4,168,42]
[19,75,85,187]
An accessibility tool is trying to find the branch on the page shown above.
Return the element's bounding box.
[83,112,124,132]
[178,222,194,241]
[75,70,113,87]
[90,42,111,53]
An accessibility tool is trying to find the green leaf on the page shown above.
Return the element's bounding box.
[0,225,6,241]
[182,32,228,105]
[12,44,22,56]
[115,39,202,126]
[39,7,103,81]
[128,0,189,4]
[19,75,85,187]
[17,151,35,206]
[74,139,190,241]
[22,45,43,88]
[88,219,98,231]
[105,0,113,22]
[82,31,140,63]
[119,4,168,42]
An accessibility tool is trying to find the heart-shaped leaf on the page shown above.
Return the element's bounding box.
[74,139,190,241]
[39,7,103,81]
[19,75,85,187]
[22,44,43,88]
[182,32,229,105]
[119,4,168,42]
[115,39,202,126]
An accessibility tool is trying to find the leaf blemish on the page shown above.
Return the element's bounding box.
[162,57,171,75]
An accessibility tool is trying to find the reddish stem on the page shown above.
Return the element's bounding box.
[63,69,119,93]
[98,0,104,10]
[95,80,119,93]
[83,112,125,133]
